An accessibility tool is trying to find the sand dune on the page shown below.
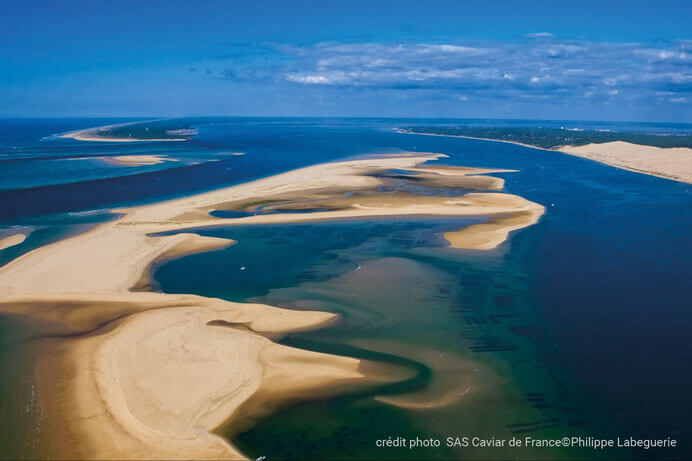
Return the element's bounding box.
[0,153,543,459]
[400,129,692,184]
[559,141,692,184]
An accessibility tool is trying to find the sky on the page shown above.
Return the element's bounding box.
[1,0,691,122]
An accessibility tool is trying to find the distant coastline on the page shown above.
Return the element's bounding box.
[397,128,692,184]
[395,128,555,152]
[59,120,195,143]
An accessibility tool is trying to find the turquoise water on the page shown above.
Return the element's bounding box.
[155,219,597,459]
[1,118,692,459]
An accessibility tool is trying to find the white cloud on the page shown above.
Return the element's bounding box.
[220,39,692,105]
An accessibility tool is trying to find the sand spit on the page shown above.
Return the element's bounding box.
[0,233,26,251]
[444,209,543,250]
[0,153,543,459]
[2,292,357,460]
[60,122,189,143]
[559,141,692,184]
[101,154,178,166]
[395,128,553,152]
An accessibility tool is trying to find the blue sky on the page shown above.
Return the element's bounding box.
[2,0,691,121]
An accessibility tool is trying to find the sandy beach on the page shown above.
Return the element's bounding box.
[0,153,543,459]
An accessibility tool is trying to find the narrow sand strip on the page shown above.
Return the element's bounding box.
[0,153,543,459]
[444,210,542,250]
[61,130,187,142]
[0,233,26,251]
[60,121,189,142]
[101,154,178,166]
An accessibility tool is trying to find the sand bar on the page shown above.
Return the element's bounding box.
[0,233,26,251]
[0,153,543,459]
[101,154,178,166]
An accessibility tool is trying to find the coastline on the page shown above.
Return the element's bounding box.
[394,128,555,152]
[59,121,190,143]
[558,141,692,184]
[0,153,543,459]
[397,128,692,184]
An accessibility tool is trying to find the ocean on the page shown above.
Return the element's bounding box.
[1,118,691,459]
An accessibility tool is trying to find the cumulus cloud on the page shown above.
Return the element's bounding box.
[215,39,692,106]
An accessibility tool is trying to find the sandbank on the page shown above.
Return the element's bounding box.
[0,153,543,459]
[101,154,178,166]
[444,210,542,250]
[0,233,26,251]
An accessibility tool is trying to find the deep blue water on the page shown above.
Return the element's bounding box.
[1,118,691,459]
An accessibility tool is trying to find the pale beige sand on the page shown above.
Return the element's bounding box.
[4,292,358,460]
[389,165,515,190]
[101,154,178,166]
[559,141,692,184]
[0,233,26,251]
[444,209,543,250]
[80,303,366,459]
[0,153,543,459]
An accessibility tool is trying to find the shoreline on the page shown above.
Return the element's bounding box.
[0,153,543,459]
[396,129,692,184]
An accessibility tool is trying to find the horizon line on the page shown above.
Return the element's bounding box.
[2,116,692,127]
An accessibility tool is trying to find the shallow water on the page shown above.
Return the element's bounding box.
[0,316,48,460]
[155,219,594,459]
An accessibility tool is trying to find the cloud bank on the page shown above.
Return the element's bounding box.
[216,38,691,109]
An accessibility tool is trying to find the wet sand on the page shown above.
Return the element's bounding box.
[0,153,543,459]
[100,154,178,166]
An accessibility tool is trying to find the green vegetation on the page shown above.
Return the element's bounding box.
[96,117,219,141]
[400,126,692,149]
